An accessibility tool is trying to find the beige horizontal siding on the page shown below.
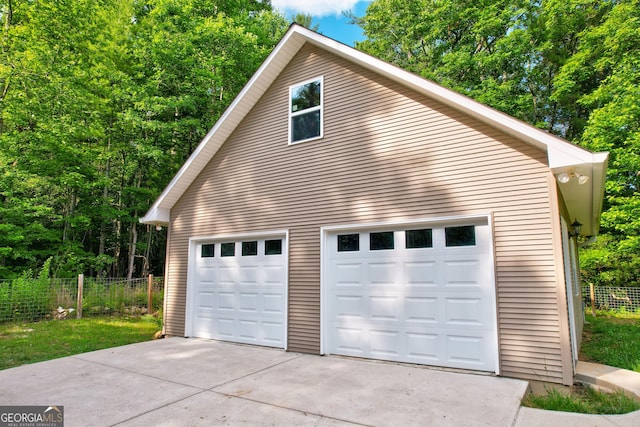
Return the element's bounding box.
[165,43,566,381]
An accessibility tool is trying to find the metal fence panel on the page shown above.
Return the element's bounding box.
[0,277,163,324]
[582,285,640,311]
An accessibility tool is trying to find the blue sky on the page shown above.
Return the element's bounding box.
[271,0,371,46]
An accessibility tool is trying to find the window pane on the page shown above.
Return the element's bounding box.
[201,244,215,258]
[292,110,321,142]
[242,241,257,256]
[221,242,235,257]
[445,226,476,247]
[370,232,394,250]
[406,229,433,248]
[338,234,359,252]
[265,239,282,255]
[291,80,321,112]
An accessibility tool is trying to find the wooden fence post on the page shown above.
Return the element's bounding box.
[77,274,84,319]
[590,283,596,316]
[147,274,154,315]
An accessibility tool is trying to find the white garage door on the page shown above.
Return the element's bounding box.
[325,220,497,372]
[187,235,287,348]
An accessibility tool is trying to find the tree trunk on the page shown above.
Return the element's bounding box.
[126,220,137,281]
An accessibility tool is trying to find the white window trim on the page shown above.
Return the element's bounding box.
[289,76,324,145]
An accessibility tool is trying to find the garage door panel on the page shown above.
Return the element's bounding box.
[264,265,285,284]
[238,293,258,312]
[263,293,285,314]
[217,292,235,311]
[368,262,398,285]
[335,295,365,318]
[406,297,439,323]
[218,266,236,284]
[326,221,497,372]
[444,260,483,285]
[370,330,401,357]
[407,332,440,361]
[189,236,287,348]
[447,335,487,367]
[335,327,365,353]
[445,298,485,326]
[335,263,363,285]
[263,322,285,345]
[369,295,399,320]
[239,319,259,340]
[239,266,258,284]
[216,318,235,338]
[405,262,437,285]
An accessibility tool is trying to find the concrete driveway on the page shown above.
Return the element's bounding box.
[0,337,545,426]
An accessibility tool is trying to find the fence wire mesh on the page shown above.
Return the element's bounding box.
[0,277,163,324]
[582,285,640,311]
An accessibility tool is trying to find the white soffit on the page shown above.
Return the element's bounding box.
[140,24,609,228]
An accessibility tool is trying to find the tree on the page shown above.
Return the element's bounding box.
[0,0,288,278]
[355,0,640,287]
[292,13,319,32]
[559,0,640,286]
[353,0,610,138]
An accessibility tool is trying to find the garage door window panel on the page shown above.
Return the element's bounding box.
[370,232,394,250]
[265,239,282,255]
[338,234,359,252]
[242,241,258,256]
[406,229,433,249]
[201,244,215,258]
[221,242,235,257]
[445,226,476,247]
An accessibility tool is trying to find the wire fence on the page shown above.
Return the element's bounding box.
[0,276,164,324]
[582,285,640,312]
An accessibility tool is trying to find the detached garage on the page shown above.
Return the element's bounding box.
[141,25,608,385]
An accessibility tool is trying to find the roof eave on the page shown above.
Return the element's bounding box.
[140,25,610,234]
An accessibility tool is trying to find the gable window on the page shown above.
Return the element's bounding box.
[290,77,323,144]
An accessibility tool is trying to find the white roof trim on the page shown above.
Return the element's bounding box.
[141,24,608,234]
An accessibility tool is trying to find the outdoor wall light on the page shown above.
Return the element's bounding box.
[557,170,589,185]
[156,225,163,231]
[570,219,582,237]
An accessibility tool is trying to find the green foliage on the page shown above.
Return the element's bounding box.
[356,0,640,286]
[81,279,163,315]
[523,385,640,414]
[0,0,288,278]
[0,258,52,321]
[524,312,640,414]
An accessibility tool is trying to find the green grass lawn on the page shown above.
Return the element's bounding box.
[523,310,640,414]
[580,313,640,372]
[0,316,162,370]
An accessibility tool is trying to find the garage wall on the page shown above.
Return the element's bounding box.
[167,43,567,383]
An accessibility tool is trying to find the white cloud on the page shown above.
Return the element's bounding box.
[271,0,363,17]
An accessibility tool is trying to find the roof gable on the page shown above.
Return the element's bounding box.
[141,24,608,235]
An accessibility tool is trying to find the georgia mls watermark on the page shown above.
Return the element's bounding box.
[0,406,63,427]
